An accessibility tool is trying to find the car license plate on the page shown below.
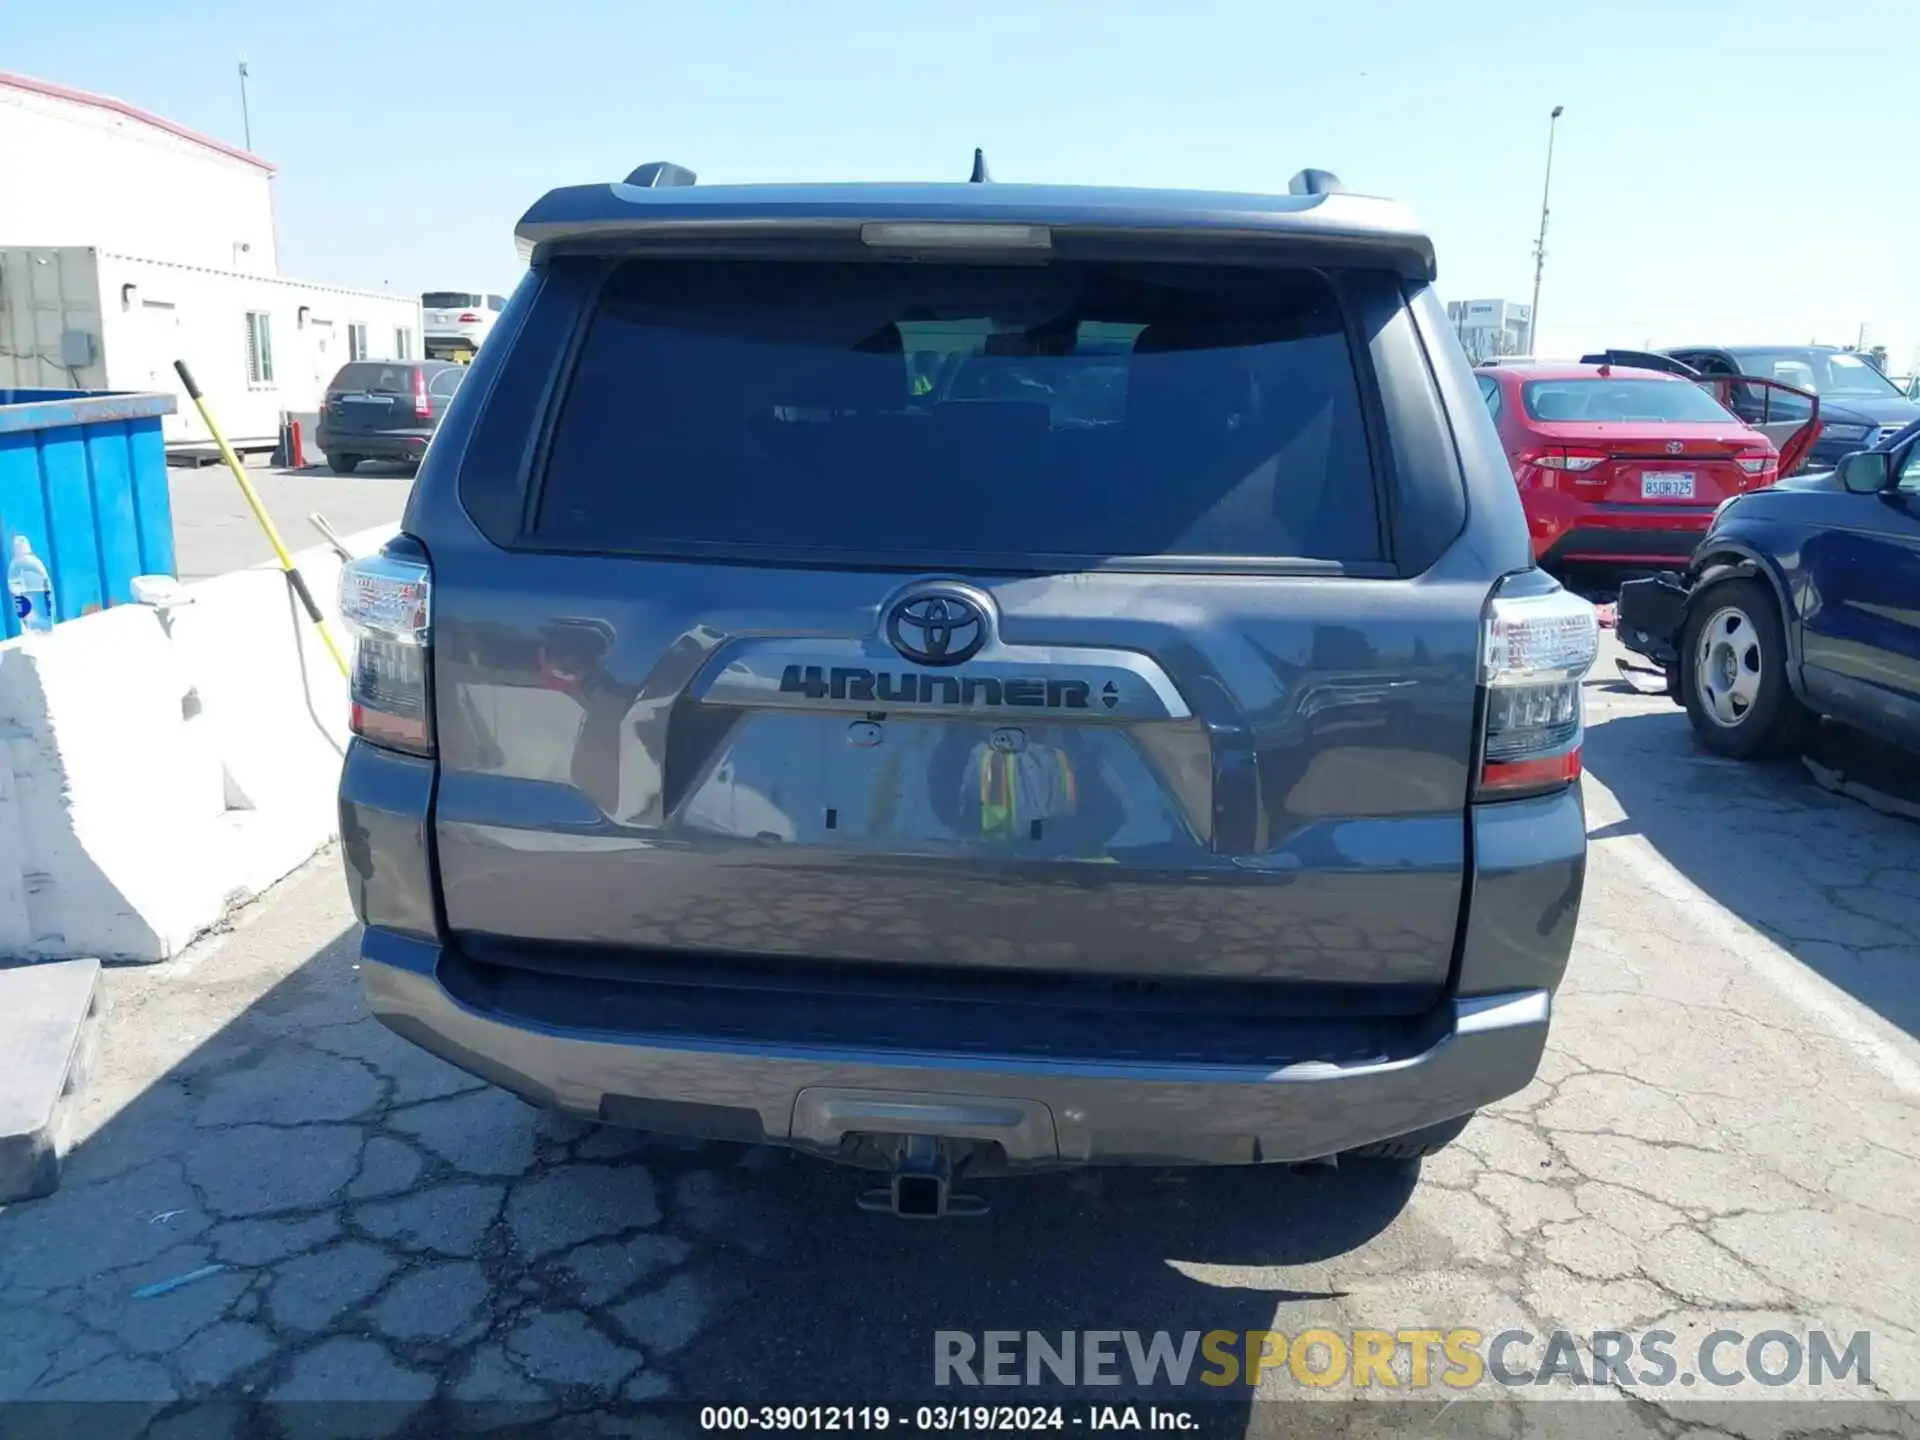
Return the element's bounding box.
[1642,472,1696,499]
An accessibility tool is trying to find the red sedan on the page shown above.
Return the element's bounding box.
[1475,362,1787,570]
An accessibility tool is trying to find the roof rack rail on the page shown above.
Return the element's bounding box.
[969,148,992,183]
[623,161,698,188]
[1288,168,1343,196]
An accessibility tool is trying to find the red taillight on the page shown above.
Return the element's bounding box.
[1531,450,1607,472]
[1514,448,1609,490]
[341,548,433,757]
[413,369,431,419]
[1476,585,1599,801]
[1481,748,1583,793]
[458,312,480,324]
[1737,452,1777,481]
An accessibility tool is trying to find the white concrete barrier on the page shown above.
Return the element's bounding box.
[0,524,396,962]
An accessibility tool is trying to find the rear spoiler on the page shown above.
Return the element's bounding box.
[1578,348,1702,380]
[512,181,1438,280]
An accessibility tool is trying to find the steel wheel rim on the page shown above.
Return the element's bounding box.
[1695,605,1763,728]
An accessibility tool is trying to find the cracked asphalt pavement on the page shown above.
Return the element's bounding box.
[3,632,1917,1436]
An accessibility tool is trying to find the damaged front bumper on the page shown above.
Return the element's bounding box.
[1615,570,1692,667]
[1614,570,1694,700]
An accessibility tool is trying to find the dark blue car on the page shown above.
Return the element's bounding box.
[1662,345,1919,471]
[1617,418,1920,757]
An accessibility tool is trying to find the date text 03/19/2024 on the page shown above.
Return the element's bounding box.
[699,1405,1199,1432]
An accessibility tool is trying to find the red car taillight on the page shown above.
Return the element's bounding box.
[1737,452,1776,479]
[412,369,431,419]
[340,545,433,756]
[1476,582,1598,800]
[458,312,480,324]
[1530,450,1607,472]
[1514,447,1609,490]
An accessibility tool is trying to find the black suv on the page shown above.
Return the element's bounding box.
[317,359,467,474]
[336,161,1598,1216]
[1663,345,1919,471]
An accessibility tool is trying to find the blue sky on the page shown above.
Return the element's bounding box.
[12,0,1916,368]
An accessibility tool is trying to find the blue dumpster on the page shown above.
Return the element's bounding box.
[0,389,177,637]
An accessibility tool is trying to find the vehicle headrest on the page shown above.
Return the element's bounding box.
[1530,387,1587,422]
[1125,326,1255,433]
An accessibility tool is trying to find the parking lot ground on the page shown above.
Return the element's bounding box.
[168,462,412,583]
[2,633,1918,1436]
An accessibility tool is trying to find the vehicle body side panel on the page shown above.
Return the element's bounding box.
[1797,493,1920,746]
[1454,788,1585,997]
[338,741,440,941]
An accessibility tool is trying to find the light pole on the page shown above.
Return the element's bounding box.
[237,58,253,152]
[1528,105,1564,355]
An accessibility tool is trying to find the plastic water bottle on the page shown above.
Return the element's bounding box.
[8,537,54,634]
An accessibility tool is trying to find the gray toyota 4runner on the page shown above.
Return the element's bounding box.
[337,161,1598,1217]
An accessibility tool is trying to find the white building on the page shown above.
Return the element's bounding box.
[0,70,421,450]
[1445,299,1534,364]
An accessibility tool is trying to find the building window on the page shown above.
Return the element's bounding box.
[348,323,368,361]
[395,327,413,360]
[245,311,275,384]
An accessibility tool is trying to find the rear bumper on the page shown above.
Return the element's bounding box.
[340,740,1580,1169]
[1527,496,1713,567]
[315,424,433,461]
[358,929,1550,1166]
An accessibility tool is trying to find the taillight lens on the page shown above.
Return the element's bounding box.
[340,546,432,756]
[458,312,480,323]
[1737,454,1775,475]
[1532,451,1606,472]
[1477,582,1598,800]
[412,369,431,419]
[1515,449,1608,491]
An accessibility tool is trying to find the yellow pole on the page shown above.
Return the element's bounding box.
[173,360,351,678]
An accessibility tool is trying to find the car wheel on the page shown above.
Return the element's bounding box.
[329,454,361,475]
[1679,577,1808,759]
[1342,1113,1472,1162]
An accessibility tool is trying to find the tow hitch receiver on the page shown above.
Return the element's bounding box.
[857,1135,988,1219]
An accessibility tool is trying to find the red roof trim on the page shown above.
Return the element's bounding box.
[0,69,274,173]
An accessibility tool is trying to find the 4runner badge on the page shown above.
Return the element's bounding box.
[778,665,1091,710]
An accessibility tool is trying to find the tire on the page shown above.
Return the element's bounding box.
[1343,1113,1473,1162]
[329,454,362,475]
[1678,577,1809,760]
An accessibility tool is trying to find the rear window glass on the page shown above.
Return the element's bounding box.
[330,363,415,393]
[532,259,1383,566]
[423,292,479,309]
[1522,379,1738,424]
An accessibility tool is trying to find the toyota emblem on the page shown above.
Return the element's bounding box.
[1666,440,1685,454]
[886,590,987,667]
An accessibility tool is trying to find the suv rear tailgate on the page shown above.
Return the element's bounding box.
[427,252,1486,1008]
[326,362,419,436]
